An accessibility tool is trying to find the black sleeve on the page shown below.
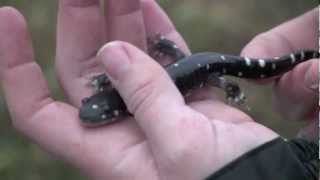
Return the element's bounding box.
[205,138,319,180]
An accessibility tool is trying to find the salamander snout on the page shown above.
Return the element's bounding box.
[79,96,116,126]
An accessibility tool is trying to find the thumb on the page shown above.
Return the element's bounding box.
[97,41,215,178]
[273,59,318,121]
[97,41,186,121]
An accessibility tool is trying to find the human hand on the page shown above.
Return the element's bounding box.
[0,1,279,179]
[241,8,319,141]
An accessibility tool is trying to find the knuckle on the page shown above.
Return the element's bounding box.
[126,67,165,114]
[250,33,274,51]
[242,32,277,57]
[250,32,293,53]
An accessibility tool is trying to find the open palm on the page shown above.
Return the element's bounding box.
[0,1,316,180]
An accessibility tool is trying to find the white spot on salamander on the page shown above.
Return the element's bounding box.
[199,82,204,88]
[300,51,305,60]
[173,45,178,49]
[244,57,251,66]
[174,63,179,67]
[290,54,296,64]
[274,57,280,60]
[91,79,98,86]
[221,55,226,61]
[206,64,210,70]
[222,68,227,74]
[227,97,233,103]
[92,104,99,109]
[113,110,120,117]
[239,93,245,100]
[238,72,243,77]
[272,63,277,70]
[197,63,202,67]
[101,114,107,119]
[258,59,266,68]
[184,91,192,97]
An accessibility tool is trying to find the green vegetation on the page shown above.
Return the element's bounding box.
[0,0,317,179]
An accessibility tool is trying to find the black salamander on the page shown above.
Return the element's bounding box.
[79,36,319,126]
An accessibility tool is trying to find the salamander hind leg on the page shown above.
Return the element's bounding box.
[208,75,247,106]
[148,34,187,62]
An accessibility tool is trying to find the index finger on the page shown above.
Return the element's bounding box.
[241,8,319,121]
[241,8,318,57]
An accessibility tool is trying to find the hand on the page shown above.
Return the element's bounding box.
[0,1,288,179]
[241,8,318,141]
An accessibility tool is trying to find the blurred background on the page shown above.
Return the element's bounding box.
[0,0,318,179]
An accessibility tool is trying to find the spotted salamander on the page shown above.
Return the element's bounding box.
[79,36,319,126]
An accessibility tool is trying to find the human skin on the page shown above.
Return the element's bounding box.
[0,0,317,179]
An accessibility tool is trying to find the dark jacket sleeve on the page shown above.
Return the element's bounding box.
[205,138,319,180]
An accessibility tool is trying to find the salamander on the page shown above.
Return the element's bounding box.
[79,36,319,126]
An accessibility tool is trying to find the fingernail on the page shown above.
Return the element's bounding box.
[98,41,131,81]
[304,65,318,90]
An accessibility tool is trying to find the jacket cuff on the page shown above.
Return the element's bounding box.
[205,138,318,180]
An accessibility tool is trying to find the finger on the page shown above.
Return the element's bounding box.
[0,7,84,161]
[56,0,104,106]
[105,0,147,50]
[0,7,49,122]
[142,0,190,54]
[242,8,318,58]
[240,8,318,120]
[98,41,215,176]
[241,8,317,84]
[273,59,318,121]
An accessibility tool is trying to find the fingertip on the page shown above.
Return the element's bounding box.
[0,7,33,70]
[0,7,27,33]
[97,41,184,119]
[97,41,125,58]
[0,6,21,16]
[97,41,132,81]
[241,36,271,58]
[98,40,150,68]
[241,32,293,58]
[98,40,139,57]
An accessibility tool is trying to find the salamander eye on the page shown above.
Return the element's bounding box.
[81,97,90,104]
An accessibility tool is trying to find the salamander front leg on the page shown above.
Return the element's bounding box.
[89,73,112,93]
[148,34,187,62]
[208,75,247,106]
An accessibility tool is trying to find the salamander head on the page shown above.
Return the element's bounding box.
[79,90,126,126]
